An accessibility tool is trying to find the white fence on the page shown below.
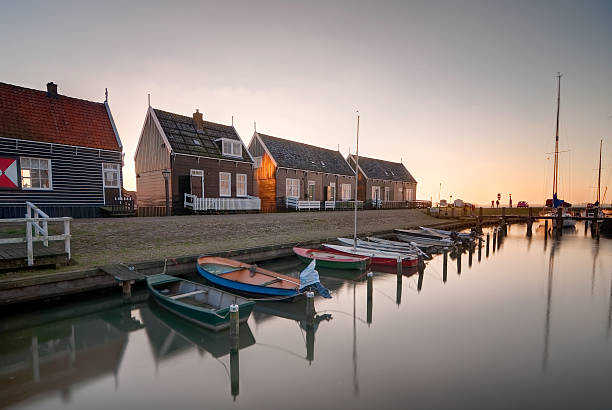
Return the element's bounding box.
[0,201,71,266]
[286,197,321,211]
[185,193,261,212]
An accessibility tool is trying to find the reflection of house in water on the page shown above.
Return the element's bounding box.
[0,302,143,409]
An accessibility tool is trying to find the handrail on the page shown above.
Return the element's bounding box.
[0,202,71,266]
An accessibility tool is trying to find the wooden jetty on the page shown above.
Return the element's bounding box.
[99,264,145,297]
[0,242,68,270]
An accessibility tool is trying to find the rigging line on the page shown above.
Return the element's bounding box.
[256,342,305,361]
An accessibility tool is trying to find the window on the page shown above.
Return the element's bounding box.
[254,156,262,168]
[102,163,120,188]
[308,181,316,200]
[384,187,391,201]
[219,172,231,197]
[328,182,336,201]
[236,173,247,197]
[21,157,51,190]
[286,178,300,198]
[372,186,381,200]
[342,184,351,200]
[398,187,403,201]
[222,139,242,158]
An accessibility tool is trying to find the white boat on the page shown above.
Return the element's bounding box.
[336,237,422,257]
[419,227,476,240]
[322,244,415,262]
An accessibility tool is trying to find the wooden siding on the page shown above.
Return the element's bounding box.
[170,154,254,210]
[136,170,171,209]
[0,137,121,216]
[135,112,170,174]
[254,152,277,212]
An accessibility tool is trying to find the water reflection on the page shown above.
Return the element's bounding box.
[0,297,143,409]
[542,239,557,372]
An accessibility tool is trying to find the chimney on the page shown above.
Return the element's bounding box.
[46,82,58,98]
[193,109,203,130]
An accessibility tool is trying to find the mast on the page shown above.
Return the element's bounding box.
[597,139,602,204]
[552,72,562,201]
[353,112,360,249]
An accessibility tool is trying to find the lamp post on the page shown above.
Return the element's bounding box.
[162,169,170,216]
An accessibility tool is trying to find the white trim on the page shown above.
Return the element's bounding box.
[236,173,247,197]
[0,136,121,155]
[219,172,231,197]
[286,178,300,198]
[221,138,243,158]
[20,157,52,191]
[252,132,278,167]
[190,169,205,197]
[104,100,123,149]
[102,162,121,188]
[144,107,173,156]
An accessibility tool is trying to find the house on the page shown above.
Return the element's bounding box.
[248,132,357,212]
[347,155,417,208]
[0,81,124,218]
[134,106,256,216]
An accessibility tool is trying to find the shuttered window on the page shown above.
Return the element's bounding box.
[219,172,231,197]
[236,174,247,197]
[341,184,351,200]
[286,178,300,198]
[21,157,52,190]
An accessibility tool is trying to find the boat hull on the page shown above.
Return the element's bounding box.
[147,274,255,332]
[293,247,369,270]
[321,245,417,267]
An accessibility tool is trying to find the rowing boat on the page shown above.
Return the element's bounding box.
[321,243,418,267]
[147,274,255,332]
[197,256,301,298]
[293,247,370,270]
[336,237,420,256]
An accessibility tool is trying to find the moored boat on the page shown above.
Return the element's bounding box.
[197,256,301,298]
[293,247,369,270]
[146,274,255,332]
[321,243,418,267]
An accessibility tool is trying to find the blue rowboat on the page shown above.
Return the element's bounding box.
[147,273,255,332]
[197,256,300,298]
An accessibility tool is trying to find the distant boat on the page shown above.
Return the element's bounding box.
[146,274,255,332]
[293,247,370,270]
[321,243,418,267]
[197,256,301,298]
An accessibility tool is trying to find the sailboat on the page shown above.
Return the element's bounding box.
[543,73,576,228]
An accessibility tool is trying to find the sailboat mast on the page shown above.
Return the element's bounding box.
[552,72,562,198]
[598,139,602,204]
[353,112,360,249]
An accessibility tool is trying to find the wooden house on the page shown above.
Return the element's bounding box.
[134,107,256,216]
[248,132,357,212]
[0,81,124,218]
[347,155,417,208]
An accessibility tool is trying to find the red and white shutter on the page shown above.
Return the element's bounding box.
[0,157,19,189]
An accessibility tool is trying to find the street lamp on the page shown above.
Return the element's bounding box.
[162,169,170,216]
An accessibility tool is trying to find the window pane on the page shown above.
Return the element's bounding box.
[32,178,41,188]
[30,169,40,180]
[39,159,49,170]
[21,157,30,168]
[31,158,39,169]
[22,177,31,188]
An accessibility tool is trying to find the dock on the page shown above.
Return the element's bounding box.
[0,242,68,270]
[100,264,145,297]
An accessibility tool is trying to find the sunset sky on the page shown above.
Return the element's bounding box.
[2,0,611,205]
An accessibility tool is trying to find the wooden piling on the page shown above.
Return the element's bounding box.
[230,350,239,400]
[492,229,497,251]
[443,248,448,283]
[456,249,462,274]
[305,291,315,324]
[229,304,239,352]
[478,237,482,262]
[396,256,402,276]
[366,272,373,325]
[486,233,490,257]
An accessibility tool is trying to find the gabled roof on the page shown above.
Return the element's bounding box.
[153,108,252,162]
[0,82,121,151]
[348,154,417,183]
[256,132,355,176]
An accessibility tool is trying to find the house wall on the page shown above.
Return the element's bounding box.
[363,178,417,201]
[275,168,355,201]
[134,112,172,214]
[0,137,122,218]
[170,154,254,211]
[249,137,277,212]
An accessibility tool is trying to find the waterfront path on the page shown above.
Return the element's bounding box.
[66,209,444,268]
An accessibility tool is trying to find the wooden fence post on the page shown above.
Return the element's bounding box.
[26,219,33,266]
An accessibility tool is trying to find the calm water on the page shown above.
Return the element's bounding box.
[1,223,611,410]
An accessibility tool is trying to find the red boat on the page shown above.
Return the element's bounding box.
[293,247,370,270]
[321,244,418,267]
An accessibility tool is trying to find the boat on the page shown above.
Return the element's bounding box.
[394,228,450,241]
[293,247,370,270]
[367,236,436,255]
[541,72,576,229]
[146,274,255,332]
[419,227,477,241]
[336,237,426,258]
[321,243,418,267]
[394,230,454,247]
[197,256,301,298]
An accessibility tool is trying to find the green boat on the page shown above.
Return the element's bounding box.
[146,274,255,332]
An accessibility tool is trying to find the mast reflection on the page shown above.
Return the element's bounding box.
[542,239,558,372]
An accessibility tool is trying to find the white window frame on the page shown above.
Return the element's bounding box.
[341,183,351,200]
[372,186,381,200]
[253,156,262,169]
[221,139,243,158]
[236,173,247,197]
[190,169,204,197]
[20,157,52,190]
[286,178,300,198]
[102,162,120,189]
[384,186,391,201]
[329,182,336,201]
[398,187,403,200]
[308,180,316,200]
[219,172,231,197]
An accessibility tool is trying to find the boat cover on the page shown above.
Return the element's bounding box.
[299,260,332,298]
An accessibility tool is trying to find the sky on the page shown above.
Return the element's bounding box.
[1,0,611,205]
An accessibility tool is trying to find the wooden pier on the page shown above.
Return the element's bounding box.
[0,242,68,270]
[99,264,145,297]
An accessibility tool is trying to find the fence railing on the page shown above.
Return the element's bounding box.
[185,193,261,212]
[111,196,135,215]
[286,197,321,211]
[0,201,71,266]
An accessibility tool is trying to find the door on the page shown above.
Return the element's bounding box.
[190,169,204,197]
[178,175,190,209]
[308,181,316,201]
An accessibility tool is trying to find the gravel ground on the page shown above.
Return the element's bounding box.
[67,209,444,267]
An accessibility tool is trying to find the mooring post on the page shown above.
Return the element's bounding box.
[366,272,373,325]
[468,243,473,267]
[396,256,402,276]
[26,219,33,267]
[230,349,239,400]
[456,248,462,275]
[486,233,490,257]
[479,207,483,230]
[492,229,497,251]
[121,280,133,298]
[442,248,448,282]
[305,291,315,327]
[556,207,563,237]
[229,304,239,352]
[544,219,549,237]
[478,236,482,262]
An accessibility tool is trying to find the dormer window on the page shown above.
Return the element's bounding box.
[222,139,242,158]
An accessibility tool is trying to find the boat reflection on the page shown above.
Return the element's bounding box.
[542,239,558,372]
[141,302,255,400]
[0,298,143,409]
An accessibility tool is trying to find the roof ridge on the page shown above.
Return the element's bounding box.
[258,132,340,153]
[0,82,105,107]
[153,107,232,128]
